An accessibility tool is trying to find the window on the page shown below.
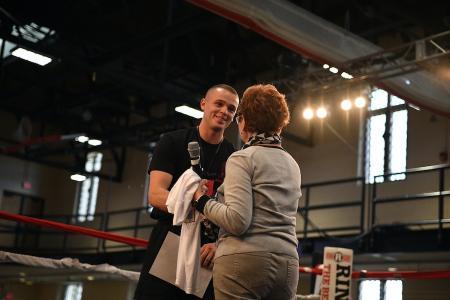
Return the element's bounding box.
[365,89,408,183]
[1,23,55,59]
[64,283,83,300]
[384,280,403,300]
[11,23,56,43]
[75,152,103,222]
[0,39,17,59]
[359,280,402,300]
[359,280,380,300]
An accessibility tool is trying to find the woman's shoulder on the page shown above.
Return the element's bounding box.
[226,148,255,165]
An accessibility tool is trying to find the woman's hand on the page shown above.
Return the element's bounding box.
[194,179,209,201]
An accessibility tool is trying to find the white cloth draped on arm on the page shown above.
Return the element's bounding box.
[166,168,205,295]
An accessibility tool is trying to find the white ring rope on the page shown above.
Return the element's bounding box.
[0,250,139,281]
[1,250,320,298]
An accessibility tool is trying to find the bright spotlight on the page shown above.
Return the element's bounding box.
[354,97,366,108]
[70,174,87,182]
[11,48,52,66]
[75,135,89,143]
[341,72,353,79]
[316,107,328,119]
[175,105,203,119]
[303,108,314,120]
[87,139,102,146]
[329,67,338,74]
[340,99,352,111]
[323,64,330,69]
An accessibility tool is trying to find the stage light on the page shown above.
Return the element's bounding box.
[329,67,338,74]
[323,64,330,69]
[175,105,203,119]
[316,107,328,119]
[340,99,352,111]
[75,135,89,143]
[341,72,353,79]
[70,174,87,181]
[408,103,420,111]
[11,47,52,66]
[355,97,367,108]
[87,139,102,146]
[303,108,314,120]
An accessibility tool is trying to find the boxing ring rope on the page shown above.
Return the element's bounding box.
[1,210,450,280]
[0,210,148,248]
[298,266,450,280]
[0,250,140,281]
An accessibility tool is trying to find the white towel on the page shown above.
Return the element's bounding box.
[166,168,204,295]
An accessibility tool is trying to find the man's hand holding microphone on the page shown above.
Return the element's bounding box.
[188,141,216,270]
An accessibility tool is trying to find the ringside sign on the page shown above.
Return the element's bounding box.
[321,247,353,300]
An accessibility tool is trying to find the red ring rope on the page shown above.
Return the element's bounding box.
[0,210,148,248]
[1,210,449,279]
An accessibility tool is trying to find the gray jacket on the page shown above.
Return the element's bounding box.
[203,145,302,260]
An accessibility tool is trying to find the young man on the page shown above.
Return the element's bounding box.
[134,84,239,300]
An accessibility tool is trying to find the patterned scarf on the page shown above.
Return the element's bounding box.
[242,132,282,149]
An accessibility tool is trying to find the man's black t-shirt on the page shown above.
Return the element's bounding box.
[149,127,234,222]
[135,127,235,299]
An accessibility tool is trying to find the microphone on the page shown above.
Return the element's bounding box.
[187,141,202,176]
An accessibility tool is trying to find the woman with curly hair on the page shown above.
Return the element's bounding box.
[193,84,302,300]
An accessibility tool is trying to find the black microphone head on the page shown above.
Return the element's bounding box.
[188,141,200,159]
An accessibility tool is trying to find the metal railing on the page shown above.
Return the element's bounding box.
[298,176,366,240]
[1,163,449,253]
[371,164,450,247]
[0,207,155,253]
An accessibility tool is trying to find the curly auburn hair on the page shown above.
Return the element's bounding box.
[238,84,290,134]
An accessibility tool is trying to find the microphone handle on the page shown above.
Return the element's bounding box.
[191,157,203,177]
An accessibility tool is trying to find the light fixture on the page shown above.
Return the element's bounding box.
[323,64,330,69]
[11,47,52,66]
[70,174,87,182]
[329,67,338,74]
[302,108,314,120]
[405,79,411,85]
[75,135,89,143]
[388,267,397,272]
[87,276,95,281]
[341,72,353,79]
[408,103,420,111]
[175,105,204,119]
[316,107,328,119]
[87,139,102,146]
[340,99,352,111]
[354,97,366,108]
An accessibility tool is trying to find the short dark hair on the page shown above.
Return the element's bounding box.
[206,84,238,97]
[239,84,290,134]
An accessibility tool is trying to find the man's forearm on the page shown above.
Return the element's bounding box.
[149,190,169,212]
[148,170,173,212]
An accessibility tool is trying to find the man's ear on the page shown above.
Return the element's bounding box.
[200,98,206,111]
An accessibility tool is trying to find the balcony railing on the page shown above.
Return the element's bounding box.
[1,163,449,253]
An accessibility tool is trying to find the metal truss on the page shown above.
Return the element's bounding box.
[300,30,450,93]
